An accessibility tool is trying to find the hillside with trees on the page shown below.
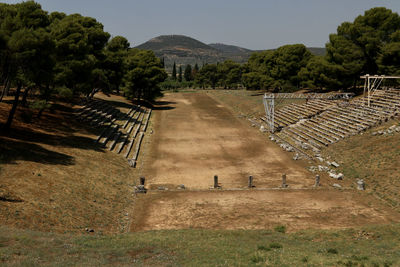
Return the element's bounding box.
[136,35,327,73]
[164,7,400,92]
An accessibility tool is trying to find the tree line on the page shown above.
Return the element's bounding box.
[0,1,167,130]
[165,7,400,92]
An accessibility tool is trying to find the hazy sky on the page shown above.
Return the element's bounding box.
[3,0,400,50]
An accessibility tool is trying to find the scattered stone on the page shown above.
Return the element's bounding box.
[259,125,267,133]
[157,186,166,190]
[357,179,365,191]
[329,172,344,180]
[318,165,329,172]
[135,185,147,193]
[280,143,294,152]
[177,184,186,190]
[316,156,324,162]
[330,161,340,168]
[332,183,342,188]
[85,228,95,233]
[301,143,310,150]
[309,166,317,172]
[293,153,301,160]
[251,123,256,127]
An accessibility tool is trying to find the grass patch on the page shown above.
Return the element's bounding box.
[274,225,286,233]
[1,224,400,266]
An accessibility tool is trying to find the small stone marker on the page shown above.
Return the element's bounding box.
[135,176,147,193]
[282,173,288,188]
[357,179,365,191]
[214,175,219,188]
[248,175,254,188]
[140,176,145,186]
[314,174,320,187]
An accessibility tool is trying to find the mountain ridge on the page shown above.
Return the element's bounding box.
[135,35,326,70]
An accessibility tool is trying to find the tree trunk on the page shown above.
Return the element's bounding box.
[37,107,45,119]
[21,87,31,107]
[4,82,22,131]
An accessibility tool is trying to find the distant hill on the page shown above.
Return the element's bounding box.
[307,47,326,56]
[136,35,225,71]
[136,35,326,71]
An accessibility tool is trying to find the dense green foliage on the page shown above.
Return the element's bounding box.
[0,1,166,130]
[164,7,400,92]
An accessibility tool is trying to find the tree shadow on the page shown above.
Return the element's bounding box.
[152,100,176,111]
[0,127,104,152]
[0,138,75,166]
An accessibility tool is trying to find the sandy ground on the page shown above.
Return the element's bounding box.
[131,92,400,232]
[132,190,400,232]
[143,92,312,190]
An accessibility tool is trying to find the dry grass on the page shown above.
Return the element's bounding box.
[324,118,400,210]
[0,95,140,234]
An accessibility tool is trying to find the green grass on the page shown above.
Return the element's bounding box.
[1,224,400,266]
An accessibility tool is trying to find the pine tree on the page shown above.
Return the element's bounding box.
[172,62,176,80]
[161,57,165,68]
[178,65,182,82]
[193,63,199,79]
[184,64,192,81]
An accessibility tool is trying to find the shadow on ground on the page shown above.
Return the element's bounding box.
[152,100,176,111]
[0,138,75,166]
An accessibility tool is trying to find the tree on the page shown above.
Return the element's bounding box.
[195,64,218,89]
[192,63,199,79]
[172,62,176,80]
[298,56,344,90]
[1,2,56,130]
[49,13,110,97]
[122,49,167,101]
[178,65,182,82]
[184,64,192,81]
[102,36,130,94]
[326,7,400,88]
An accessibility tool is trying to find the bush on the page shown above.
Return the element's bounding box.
[274,225,286,233]
[269,242,283,249]
[327,248,338,254]
[257,245,271,251]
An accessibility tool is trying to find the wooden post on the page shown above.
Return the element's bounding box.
[314,175,320,187]
[248,175,253,188]
[214,175,218,188]
[140,176,145,186]
[282,173,288,188]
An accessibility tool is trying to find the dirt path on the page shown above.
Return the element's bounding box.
[132,190,400,232]
[132,92,400,232]
[143,92,312,190]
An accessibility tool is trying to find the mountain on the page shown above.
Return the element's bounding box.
[135,35,326,71]
[136,35,225,70]
[208,43,253,62]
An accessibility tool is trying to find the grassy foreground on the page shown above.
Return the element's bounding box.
[1,224,400,266]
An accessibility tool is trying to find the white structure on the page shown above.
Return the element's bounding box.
[361,75,400,107]
[263,93,354,133]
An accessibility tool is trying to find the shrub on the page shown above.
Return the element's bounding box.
[269,242,283,249]
[274,225,286,233]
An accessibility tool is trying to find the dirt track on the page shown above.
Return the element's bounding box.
[132,92,400,231]
[143,92,311,189]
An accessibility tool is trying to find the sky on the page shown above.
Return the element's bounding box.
[3,0,400,50]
